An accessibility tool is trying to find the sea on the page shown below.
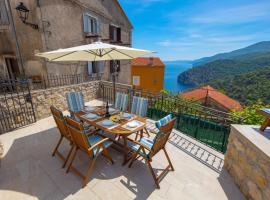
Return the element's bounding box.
[163,61,194,94]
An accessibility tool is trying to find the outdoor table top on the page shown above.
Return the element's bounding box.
[75,107,147,136]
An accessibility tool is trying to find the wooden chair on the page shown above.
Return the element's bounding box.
[50,106,74,168]
[126,118,176,189]
[66,91,85,118]
[115,92,129,111]
[64,116,114,187]
[131,96,150,140]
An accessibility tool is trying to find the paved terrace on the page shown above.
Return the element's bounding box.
[0,100,245,200]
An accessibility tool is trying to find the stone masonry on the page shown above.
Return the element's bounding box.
[224,125,270,200]
[31,81,100,119]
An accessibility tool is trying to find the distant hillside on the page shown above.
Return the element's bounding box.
[209,66,270,106]
[178,51,270,86]
[164,60,193,65]
[193,41,270,66]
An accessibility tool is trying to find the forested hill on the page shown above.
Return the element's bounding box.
[192,41,270,66]
[208,66,270,106]
[177,52,270,86]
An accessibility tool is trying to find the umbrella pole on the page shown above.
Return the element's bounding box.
[113,60,116,105]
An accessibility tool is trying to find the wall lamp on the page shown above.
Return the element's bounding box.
[15,2,38,30]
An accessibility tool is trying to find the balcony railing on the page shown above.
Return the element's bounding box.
[99,82,244,153]
[29,73,103,90]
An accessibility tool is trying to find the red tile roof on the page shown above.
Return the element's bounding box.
[131,57,164,67]
[180,85,243,111]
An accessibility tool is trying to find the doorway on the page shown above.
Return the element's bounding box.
[4,57,20,79]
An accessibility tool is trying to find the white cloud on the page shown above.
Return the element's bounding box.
[191,3,270,24]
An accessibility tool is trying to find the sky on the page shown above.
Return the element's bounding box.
[118,0,270,61]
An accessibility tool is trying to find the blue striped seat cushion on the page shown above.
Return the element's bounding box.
[127,137,154,157]
[155,114,172,129]
[115,92,128,111]
[66,92,85,112]
[131,96,148,117]
[87,135,113,156]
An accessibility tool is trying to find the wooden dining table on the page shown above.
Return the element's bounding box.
[74,106,148,164]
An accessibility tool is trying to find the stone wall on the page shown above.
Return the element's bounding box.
[31,81,100,119]
[224,125,270,200]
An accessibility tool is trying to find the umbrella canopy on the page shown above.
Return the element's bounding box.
[36,41,155,61]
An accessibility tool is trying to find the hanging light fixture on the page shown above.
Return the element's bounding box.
[15,2,38,29]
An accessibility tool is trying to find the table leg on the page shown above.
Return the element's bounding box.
[122,135,128,165]
[260,118,270,131]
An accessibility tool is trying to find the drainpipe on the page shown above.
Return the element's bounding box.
[4,0,25,76]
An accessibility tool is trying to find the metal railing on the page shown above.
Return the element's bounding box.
[28,73,102,90]
[99,82,244,153]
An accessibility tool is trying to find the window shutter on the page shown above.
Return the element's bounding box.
[87,62,93,75]
[97,61,104,73]
[83,13,89,33]
[110,61,114,73]
[117,28,121,42]
[96,19,100,35]
[0,1,9,24]
[116,61,121,72]
[109,25,113,40]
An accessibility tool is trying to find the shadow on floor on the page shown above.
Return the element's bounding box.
[0,127,158,199]
[169,131,224,173]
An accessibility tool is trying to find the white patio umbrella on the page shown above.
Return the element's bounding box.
[36,41,155,104]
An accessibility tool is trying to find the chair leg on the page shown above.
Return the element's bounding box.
[128,150,140,168]
[82,157,98,187]
[144,128,150,137]
[66,147,78,173]
[146,159,160,189]
[62,144,75,168]
[134,132,139,141]
[52,135,63,157]
[163,148,174,171]
[102,148,114,165]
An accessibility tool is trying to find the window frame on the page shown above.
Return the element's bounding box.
[109,24,121,42]
[110,60,120,73]
[84,13,99,35]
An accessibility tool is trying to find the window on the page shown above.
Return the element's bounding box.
[87,61,104,75]
[109,25,121,42]
[0,1,9,25]
[133,76,140,86]
[110,60,120,73]
[83,13,99,35]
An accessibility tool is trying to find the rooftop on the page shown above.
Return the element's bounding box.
[131,57,164,67]
[0,100,245,200]
[180,85,243,111]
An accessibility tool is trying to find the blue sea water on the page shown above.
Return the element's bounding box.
[164,62,194,94]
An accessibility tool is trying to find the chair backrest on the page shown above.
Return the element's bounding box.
[50,106,70,139]
[155,114,173,129]
[66,92,85,113]
[131,96,148,117]
[150,118,176,157]
[115,92,128,111]
[65,116,90,153]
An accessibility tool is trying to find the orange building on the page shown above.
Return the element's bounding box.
[131,57,165,92]
[179,85,243,112]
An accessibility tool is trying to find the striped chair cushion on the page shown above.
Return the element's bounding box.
[115,92,128,111]
[66,92,85,113]
[127,137,154,157]
[131,96,148,117]
[87,135,113,156]
[155,114,172,129]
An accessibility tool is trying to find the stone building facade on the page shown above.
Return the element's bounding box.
[0,0,133,84]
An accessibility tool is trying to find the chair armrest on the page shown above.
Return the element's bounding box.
[127,138,151,151]
[88,138,110,152]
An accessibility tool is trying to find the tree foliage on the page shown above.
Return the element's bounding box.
[230,100,269,125]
